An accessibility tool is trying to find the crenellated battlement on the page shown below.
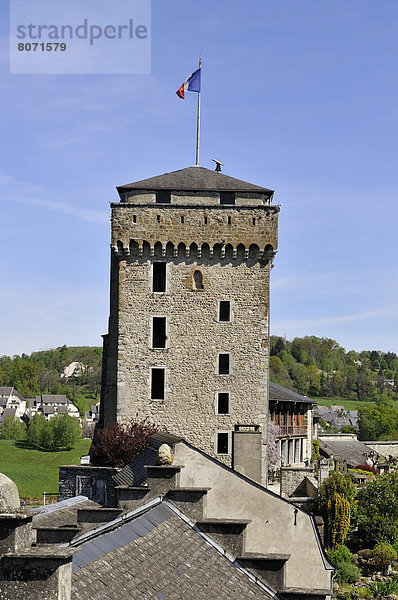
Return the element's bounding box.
[111,204,279,257]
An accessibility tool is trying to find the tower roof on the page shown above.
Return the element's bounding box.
[117,166,273,195]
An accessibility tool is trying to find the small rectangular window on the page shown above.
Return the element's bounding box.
[133,215,137,223]
[218,354,230,375]
[152,317,166,348]
[220,192,235,205]
[151,368,165,399]
[156,191,171,203]
[153,262,166,292]
[217,393,229,414]
[217,432,229,454]
[219,301,230,322]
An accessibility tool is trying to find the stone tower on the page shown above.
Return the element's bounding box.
[100,166,279,480]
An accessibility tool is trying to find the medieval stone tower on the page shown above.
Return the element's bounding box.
[100,165,279,480]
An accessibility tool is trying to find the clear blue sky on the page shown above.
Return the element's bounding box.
[1,1,398,356]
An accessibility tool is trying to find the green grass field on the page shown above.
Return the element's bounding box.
[311,397,376,411]
[313,396,398,411]
[0,439,91,500]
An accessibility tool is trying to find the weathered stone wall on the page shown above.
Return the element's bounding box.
[115,249,270,468]
[58,466,118,507]
[0,556,72,600]
[280,466,315,498]
[120,190,273,207]
[111,203,278,253]
[363,441,398,458]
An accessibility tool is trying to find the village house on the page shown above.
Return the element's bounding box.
[0,386,26,420]
[269,382,315,466]
[29,394,80,420]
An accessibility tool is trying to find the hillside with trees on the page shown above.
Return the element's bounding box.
[0,345,101,416]
[2,337,398,438]
[270,335,398,440]
[270,335,398,400]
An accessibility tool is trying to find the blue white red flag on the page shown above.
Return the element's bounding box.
[176,67,201,99]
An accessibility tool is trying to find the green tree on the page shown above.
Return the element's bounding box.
[53,414,81,450]
[316,473,356,548]
[26,413,46,448]
[307,365,321,396]
[270,336,285,356]
[27,414,81,451]
[372,542,398,575]
[358,404,398,441]
[328,492,350,548]
[0,416,26,440]
[357,471,398,547]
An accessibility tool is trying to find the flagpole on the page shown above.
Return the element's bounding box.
[195,56,202,166]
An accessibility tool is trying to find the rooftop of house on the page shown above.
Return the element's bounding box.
[0,386,25,402]
[69,499,273,600]
[0,387,13,396]
[117,165,274,196]
[38,394,70,404]
[318,437,373,467]
[269,382,314,405]
[1,434,334,599]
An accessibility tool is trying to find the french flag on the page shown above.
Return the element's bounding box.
[176,67,201,99]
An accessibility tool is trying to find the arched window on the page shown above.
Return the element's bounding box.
[193,270,204,289]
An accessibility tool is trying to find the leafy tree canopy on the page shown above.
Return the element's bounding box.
[0,416,26,440]
[357,471,398,547]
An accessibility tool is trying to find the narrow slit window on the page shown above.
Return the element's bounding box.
[193,270,204,289]
[151,368,165,399]
[219,301,230,322]
[217,432,229,454]
[133,215,137,223]
[156,215,160,223]
[152,317,166,348]
[252,218,256,225]
[220,192,235,205]
[217,393,229,414]
[153,262,166,292]
[218,353,230,375]
[228,216,231,225]
[204,216,208,224]
[156,191,171,203]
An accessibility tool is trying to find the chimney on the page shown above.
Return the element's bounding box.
[232,424,262,483]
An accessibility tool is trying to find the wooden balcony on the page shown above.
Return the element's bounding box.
[277,426,307,437]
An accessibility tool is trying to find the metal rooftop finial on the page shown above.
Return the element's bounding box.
[212,158,224,172]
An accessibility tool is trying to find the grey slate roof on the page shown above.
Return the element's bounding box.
[2,407,17,418]
[41,394,69,404]
[0,387,13,396]
[33,497,101,530]
[269,382,314,405]
[117,166,274,194]
[318,438,372,467]
[71,503,272,599]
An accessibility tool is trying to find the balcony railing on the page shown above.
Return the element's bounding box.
[277,426,307,436]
